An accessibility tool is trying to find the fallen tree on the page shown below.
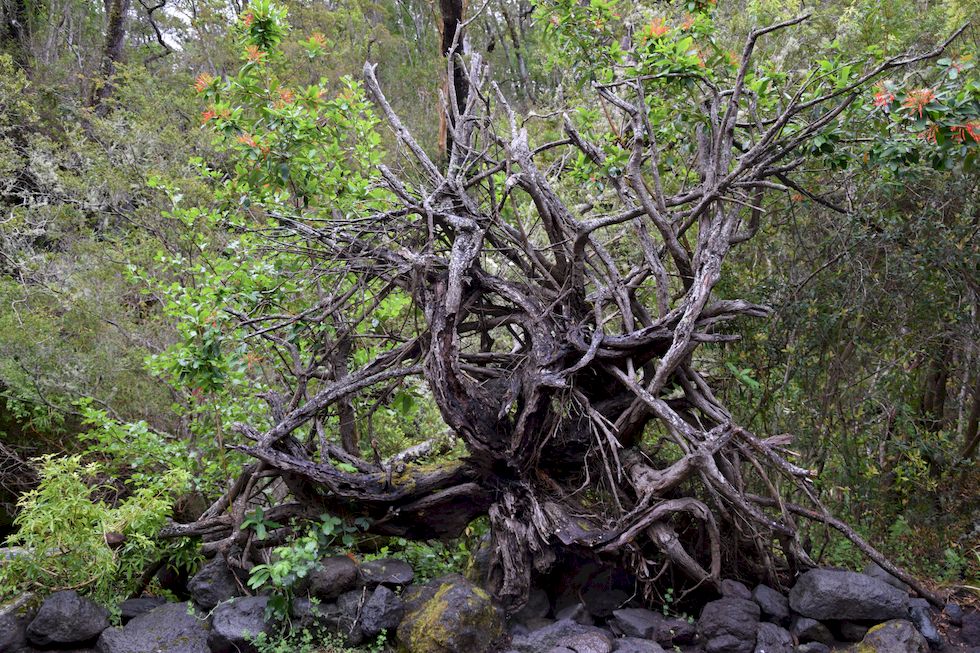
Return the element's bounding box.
[162,8,965,611]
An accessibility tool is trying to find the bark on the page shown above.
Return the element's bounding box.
[437,0,465,158]
[89,0,130,113]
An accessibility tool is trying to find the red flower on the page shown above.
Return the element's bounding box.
[872,82,895,108]
[644,18,669,39]
[242,11,254,27]
[194,72,215,93]
[245,45,266,63]
[918,123,939,144]
[200,108,217,123]
[950,120,980,143]
[902,88,936,118]
[238,132,257,147]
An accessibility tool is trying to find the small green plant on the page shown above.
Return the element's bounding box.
[250,625,385,653]
[247,513,370,620]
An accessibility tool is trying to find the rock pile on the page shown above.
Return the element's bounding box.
[1,556,977,653]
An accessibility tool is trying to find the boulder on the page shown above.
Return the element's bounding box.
[306,555,360,600]
[612,637,666,653]
[290,597,343,631]
[96,602,209,653]
[336,589,368,645]
[908,599,942,650]
[515,588,552,623]
[555,603,594,626]
[663,617,697,645]
[750,585,789,625]
[962,611,980,647]
[208,596,272,653]
[510,619,612,653]
[943,601,963,626]
[610,608,668,639]
[187,558,242,610]
[582,589,629,619]
[697,598,760,653]
[862,562,912,593]
[720,580,752,601]
[788,569,909,621]
[360,558,414,588]
[27,590,110,647]
[789,616,833,646]
[753,622,792,653]
[396,574,504,653]
[0,612,27,652]
[360,585,403,638]
[844,619,928,653]
[119,597,167,623]
[555,630,614,653]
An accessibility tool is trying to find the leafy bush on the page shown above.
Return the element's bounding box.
[0,454,189,606]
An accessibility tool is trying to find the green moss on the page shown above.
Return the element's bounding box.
[397,580,502,653]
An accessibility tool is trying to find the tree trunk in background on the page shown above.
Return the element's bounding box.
[920,339,951,432]
[961,372,980,460]
[89,0,130,113]
[0,0,32,68]
[437,0,465,158]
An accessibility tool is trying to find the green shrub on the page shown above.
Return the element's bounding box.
[0,454,189,607]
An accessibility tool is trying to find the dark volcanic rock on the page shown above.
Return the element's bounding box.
[0,612,28,652]
[610,608,668,639]
[515,588,552,623]
[753,622,792,653]
[750,585,789,625]
[510,619,613,653]
[612,637,666,653]
[962,611,980,647]
[720,580,752,601]
[360,585,403,638]
[943,602,963,626]
[908,599,942,650]
[187,558,242,610]
[555,603,594,626]
[207,596,272,653]
[862,562,912,593]
[788,569,909,621]
[697,597,760,653]
[27,590,110,647]
[789,616,833,646]
[96,602,209,653]
[307,555,361,599]
[119,597,167,623]
[583,589,630,619]
[360,558,414,588]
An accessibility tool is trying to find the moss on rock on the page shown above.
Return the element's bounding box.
[395,574,504,653]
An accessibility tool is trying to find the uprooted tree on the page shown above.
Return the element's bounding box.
[161,2,965,610]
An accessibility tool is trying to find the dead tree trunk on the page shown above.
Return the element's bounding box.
[437,0,465,158]
[161,17,964,611]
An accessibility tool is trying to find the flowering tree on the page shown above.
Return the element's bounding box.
[161,0,968,609]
